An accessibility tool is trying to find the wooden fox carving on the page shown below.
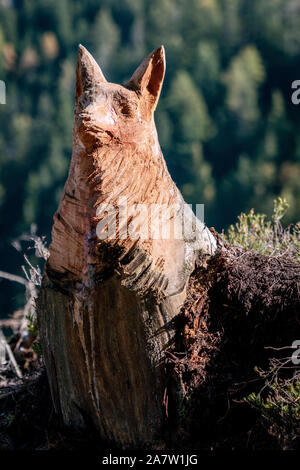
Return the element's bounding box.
[38,45,216,447]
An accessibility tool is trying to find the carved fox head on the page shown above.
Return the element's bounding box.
[71,44,178,227]
[75,44,165,152]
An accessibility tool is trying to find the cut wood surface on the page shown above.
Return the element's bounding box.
[38,45,216,447]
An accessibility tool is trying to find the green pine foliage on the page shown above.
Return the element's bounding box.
[244,366,300,450]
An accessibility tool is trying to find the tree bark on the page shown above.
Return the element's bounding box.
[38,45,216,447]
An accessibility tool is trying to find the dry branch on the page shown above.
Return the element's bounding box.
[0,329,23,379]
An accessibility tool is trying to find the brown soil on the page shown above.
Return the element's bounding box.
[165,234,300,449]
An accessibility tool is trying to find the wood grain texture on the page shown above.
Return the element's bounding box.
[38,45,216,447]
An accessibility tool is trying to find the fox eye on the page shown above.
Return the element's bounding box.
[119,101,132,116]
[114,93,136,118]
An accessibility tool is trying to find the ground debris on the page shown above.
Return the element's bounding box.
[165,238,300,449]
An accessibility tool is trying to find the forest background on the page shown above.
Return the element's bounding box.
[0,0,299,315]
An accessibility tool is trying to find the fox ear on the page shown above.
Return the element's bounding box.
[126,46,165,113]
[76,44,106,104]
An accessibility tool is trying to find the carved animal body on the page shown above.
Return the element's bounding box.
[39,45,216,447]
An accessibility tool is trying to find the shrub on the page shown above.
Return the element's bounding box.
[224,197,300,261]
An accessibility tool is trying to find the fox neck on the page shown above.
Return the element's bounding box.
[71,119,178,211]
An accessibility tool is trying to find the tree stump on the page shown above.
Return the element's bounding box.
[38,45,216,447]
